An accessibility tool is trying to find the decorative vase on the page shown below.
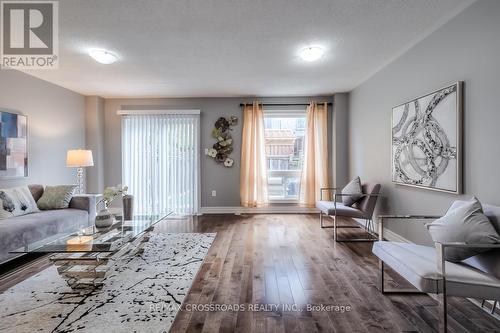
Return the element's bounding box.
[95,203,115,228]
[123,195,134,221]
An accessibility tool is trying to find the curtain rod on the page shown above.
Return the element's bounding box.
[239,103,332,107]
[117,109,200,115]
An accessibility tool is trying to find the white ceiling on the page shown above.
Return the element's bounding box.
[22,0,475,98]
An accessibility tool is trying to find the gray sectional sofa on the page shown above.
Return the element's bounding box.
[0,185,96,264]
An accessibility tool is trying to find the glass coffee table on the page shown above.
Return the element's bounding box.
[10,213,170,290]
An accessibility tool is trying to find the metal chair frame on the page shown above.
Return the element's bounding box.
[319,187,380,242]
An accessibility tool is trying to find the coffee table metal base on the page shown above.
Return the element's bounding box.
[50,232,152,291]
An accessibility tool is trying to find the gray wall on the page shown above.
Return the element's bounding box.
[333,93,349,189]
[103,96,334,207]
[85,96,105,193]
[348,0,500,244]
[0,70,86,188]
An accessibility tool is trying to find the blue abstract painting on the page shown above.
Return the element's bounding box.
[0,111,27,178]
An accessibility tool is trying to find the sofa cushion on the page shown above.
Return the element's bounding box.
[484,204,500,233]
[341,177,363,207]
[0,186,39,219]
[449,201,500,234]
[372,241,500,300]
[463,250,500,280]
[353,183,381,216]
[0,209,89,263]
[444,201,500,278]
[28,184,44,202]
[316,201,365,218]
[426,198,500,262]
[37,185,77,210]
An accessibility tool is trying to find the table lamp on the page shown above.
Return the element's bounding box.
[67,149,94,194]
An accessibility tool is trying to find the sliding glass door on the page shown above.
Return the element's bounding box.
[122,113,200,215]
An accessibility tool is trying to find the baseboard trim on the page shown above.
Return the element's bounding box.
[345,219,410,243]
[198,209,413,243]
[199,207,240,214]
[383,228,412,243]
[199,206,320,215]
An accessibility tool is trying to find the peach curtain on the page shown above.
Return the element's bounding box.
[240,102,269,207]
[300,102,329,207]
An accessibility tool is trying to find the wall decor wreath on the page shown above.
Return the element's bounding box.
[205,116,238,167]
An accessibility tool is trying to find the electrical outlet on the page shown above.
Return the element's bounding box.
[211,190,217,197]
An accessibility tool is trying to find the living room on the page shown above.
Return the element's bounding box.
[0,0,499,332]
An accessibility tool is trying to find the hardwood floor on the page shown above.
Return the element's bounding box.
[159,214,499,333]
[1,214,499,332]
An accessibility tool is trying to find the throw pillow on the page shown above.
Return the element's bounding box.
[0,186,40,219]
[341,177,363,206]
[37,185,77,210]
[426,197,500,262]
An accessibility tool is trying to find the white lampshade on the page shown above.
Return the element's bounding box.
[67,149,94,167]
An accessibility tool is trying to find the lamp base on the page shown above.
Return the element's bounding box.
[76,167,84,194]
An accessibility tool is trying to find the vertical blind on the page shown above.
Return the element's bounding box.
[122,113,199,215]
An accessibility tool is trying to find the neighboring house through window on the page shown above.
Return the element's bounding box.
[263,111,306,203]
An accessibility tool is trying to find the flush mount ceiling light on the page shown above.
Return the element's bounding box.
[299,46,324,62]
[88,49,118,64]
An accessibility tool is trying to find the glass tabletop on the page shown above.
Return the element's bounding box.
[10,213,171,254]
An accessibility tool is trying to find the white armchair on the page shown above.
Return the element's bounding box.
[373,209,500,332]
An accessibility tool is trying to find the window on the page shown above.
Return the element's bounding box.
[122,113,200,215]
[264,111,306,202]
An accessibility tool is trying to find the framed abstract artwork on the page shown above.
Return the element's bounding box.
[0,111,28,178]
[391,82,463,194]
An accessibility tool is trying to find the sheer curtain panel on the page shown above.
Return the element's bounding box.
[240,102,269,207]
[300,102,329,207]
[122,113,200,215]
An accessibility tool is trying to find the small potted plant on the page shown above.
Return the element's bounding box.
[95,185,128,228]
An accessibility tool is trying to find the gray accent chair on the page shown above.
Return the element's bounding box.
[316,183,381,242]
[0,185,96,264]
[373,201,500,332]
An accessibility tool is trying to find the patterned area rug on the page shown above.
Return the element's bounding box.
[0,232,215,333]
